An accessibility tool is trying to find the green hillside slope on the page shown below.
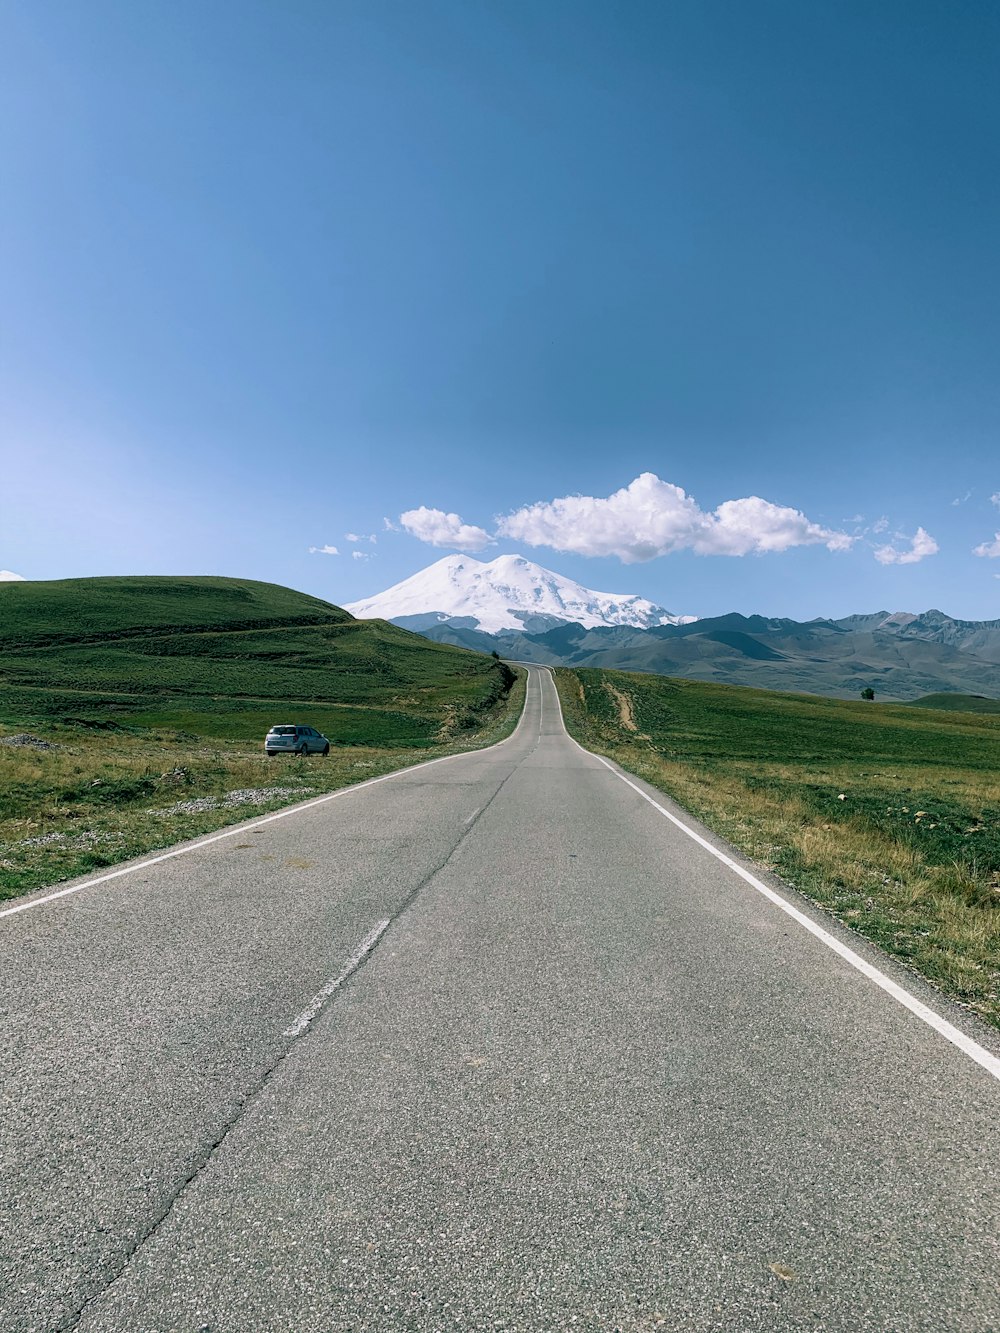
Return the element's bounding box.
[0,574,348,646]
[909,693,1000,713]
[0,575,513,744]
[556,668,1000,1027]
[0,576,521,899]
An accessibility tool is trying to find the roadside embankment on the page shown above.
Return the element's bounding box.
[555,667,1000,1029]
[0,574,526,900]
[0,668,525,902]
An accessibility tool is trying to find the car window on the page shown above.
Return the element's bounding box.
[272,726,297,735]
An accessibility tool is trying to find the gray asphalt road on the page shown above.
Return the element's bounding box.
[2,666,999,1332]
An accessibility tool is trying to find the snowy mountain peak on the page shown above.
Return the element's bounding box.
[345,554,694,634]
[880,610,918,629]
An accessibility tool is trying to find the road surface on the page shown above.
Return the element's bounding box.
[1,665,998,1331]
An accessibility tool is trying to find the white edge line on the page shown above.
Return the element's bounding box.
[0,667,537,923]
[543,667,1000,1085]
[283,918,391,1038]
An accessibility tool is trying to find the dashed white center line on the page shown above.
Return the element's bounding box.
[283,919,391,1038]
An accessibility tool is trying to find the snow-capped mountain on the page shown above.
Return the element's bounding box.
[345,554,694,634]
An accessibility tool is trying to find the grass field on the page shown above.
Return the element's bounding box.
[555,668,1000,1028]
[0,575,523,900]
[910,693,1000,714]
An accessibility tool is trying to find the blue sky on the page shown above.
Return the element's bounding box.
[2,0,999,620]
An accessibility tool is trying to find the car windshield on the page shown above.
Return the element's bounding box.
[270,726,297,735]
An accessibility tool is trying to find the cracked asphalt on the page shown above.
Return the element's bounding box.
[2,666,999,1331]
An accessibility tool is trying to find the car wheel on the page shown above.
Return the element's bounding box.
[298,745,307,757]
[322,744,330,756]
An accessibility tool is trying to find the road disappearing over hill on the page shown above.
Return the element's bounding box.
[1,666,998,1331]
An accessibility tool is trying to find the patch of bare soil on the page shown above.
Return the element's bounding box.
[605,682,648,737]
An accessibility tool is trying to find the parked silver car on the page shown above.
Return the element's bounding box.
[264,724,330,757]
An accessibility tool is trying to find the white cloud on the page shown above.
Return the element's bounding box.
[872,516,889,534]
[351,549,370,561]
[973,532,1000,559]
[345,531,379,545]
[308,544,339,556]
[0,570,25,581]
[710,497,854,555]
[382,516,398,532]
[495,473,851,563]
[400,506,493,552]
[873,527,939,565]
[951,491,972,506]
[991,493,1000,509]
[344,532,361,543]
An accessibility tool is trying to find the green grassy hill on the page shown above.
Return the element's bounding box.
[556,667,1000,1027]
[908,692,1000,713]
[0,576,522,900]
[0,575,513,745]
[0,574,348,646]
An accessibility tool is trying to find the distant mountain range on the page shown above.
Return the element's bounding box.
[347,556,1000,701]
